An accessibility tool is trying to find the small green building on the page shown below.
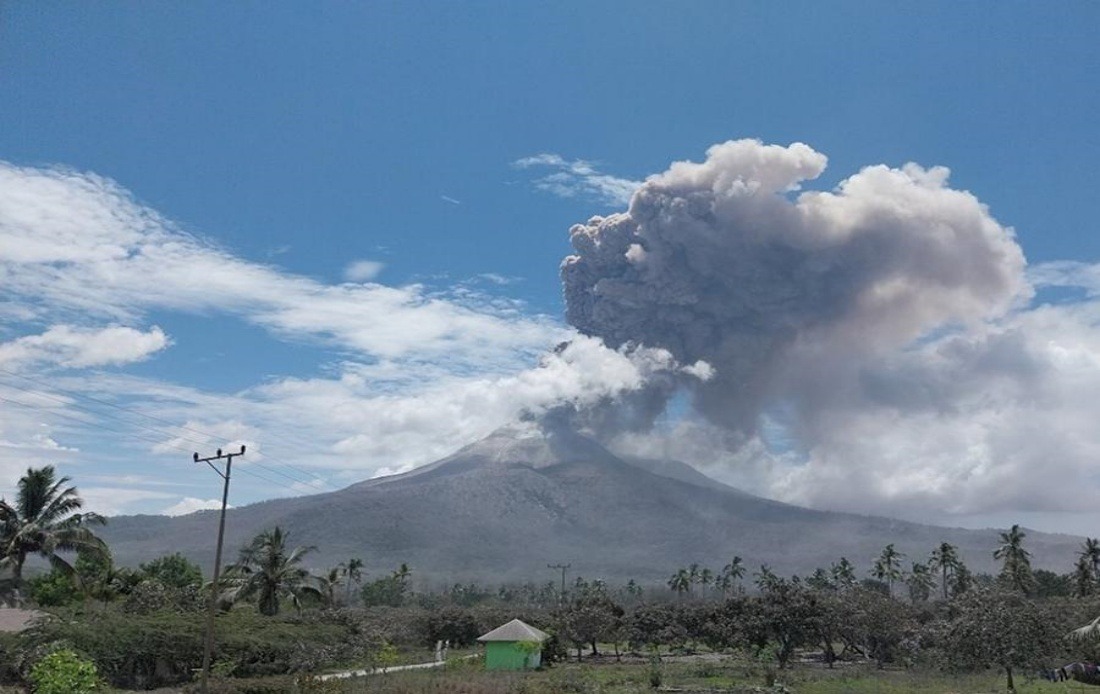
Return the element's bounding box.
[477,618,550,671]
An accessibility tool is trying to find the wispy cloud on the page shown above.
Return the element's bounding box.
[343,259,384,283]
[0,161,557,369]
[513,153,641,206]
[440,195,462,205]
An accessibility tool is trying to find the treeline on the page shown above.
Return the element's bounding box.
[6,464,1100,693]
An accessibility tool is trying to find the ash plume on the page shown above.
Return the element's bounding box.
[561,139,1028,440]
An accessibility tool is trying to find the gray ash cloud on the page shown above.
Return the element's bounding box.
[561,139,1027,440]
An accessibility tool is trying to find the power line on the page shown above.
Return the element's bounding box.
[0,371,330,490]
[0,394,304,493]
[0,374,333,492]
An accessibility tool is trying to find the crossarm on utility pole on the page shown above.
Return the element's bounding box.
[194,445,245,694]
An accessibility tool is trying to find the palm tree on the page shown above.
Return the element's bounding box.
[219,526,322,616]
[0,465,107,600]
[319,566,342,606]
[906,562,935,603]
[668,569,690,600]
[831,557,856,589]
[993,524,1033,594]
[699,567,714,600]
[721,556,745,596]
[754,564,781,593]
[1081,538,1100,581]
[688,562,701,597]
[341,557,364,606]
[1074,555,1095,598]
[872,544,905,596]
[928,542,960,600]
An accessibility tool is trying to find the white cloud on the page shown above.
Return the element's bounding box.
[514,153,641,206]
[0,325,169,369]
[162,497,228,516]
[0,161,556,369]
[343,259,384,283]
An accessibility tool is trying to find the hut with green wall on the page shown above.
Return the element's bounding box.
[477,619,550,671]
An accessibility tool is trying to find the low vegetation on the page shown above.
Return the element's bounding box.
[5,465,1100,692]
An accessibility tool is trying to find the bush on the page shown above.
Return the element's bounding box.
[29,649,100,694]
[15,606,383,689]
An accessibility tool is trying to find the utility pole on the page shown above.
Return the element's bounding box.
[548,563,571,605]
[194,445,245,694]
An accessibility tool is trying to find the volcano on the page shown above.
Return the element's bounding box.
[102,423,1081,583]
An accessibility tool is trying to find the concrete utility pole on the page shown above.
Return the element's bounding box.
[548,563,571,605]
[194,445,245,694]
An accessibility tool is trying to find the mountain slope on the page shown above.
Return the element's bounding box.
[102,424,1082,583]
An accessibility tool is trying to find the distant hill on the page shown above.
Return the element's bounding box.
[102,423,1083,584]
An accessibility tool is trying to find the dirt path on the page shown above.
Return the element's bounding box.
[318,654,479,681]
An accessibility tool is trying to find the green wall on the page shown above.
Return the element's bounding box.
[484,641,540,670]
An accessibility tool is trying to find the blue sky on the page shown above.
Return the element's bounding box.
[3,3,1100,533]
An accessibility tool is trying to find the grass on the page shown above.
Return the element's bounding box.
[304,658,1078,694]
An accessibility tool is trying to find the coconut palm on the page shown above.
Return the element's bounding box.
[1074,555,1095,598]
[928,542,960,600]
[754,564,781,593]
[994,524,1033,594]
[668,569,690,600]
[906,562,935,603]
[721,556,745,596]
[1081,538,1100,581]
[219,526,322,616]
[341,557,364,605]
[872,544,905,596]
[0,465,107,600]
[699,567,714,599]
[318,566,343,606]
[831,557,857,589]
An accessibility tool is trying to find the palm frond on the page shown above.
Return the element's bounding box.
[1069,615,1100,642]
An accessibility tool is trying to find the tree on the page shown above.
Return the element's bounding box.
[0,465,107,602]
[219,526,321,616]
[993,524,1034,595]
[720,556,745,597]
[905,562,934,603]
[361,564,412,607]
[1081,538,1100,581]
[1075,554,1096,598]
[668,569,690,600]
[831,557,857,590]
[754,564,782,593]
[699,567,714,600]
[557,585,623,659]
[341,557,364,606]
[139,553,203,589]
[871,544,904,596]
[929,542,960,600]
[807,567,835,592]
[945,590,1061,692]
[319,566,343,607]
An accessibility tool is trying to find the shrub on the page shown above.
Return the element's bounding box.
[29,649,100,694]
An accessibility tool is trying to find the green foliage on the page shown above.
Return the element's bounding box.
[944,589,1062,691]
[15,606,384,689]
[221,526,322,616]
[123,578,205,614]
[420,605,481,647]
[140,552,204,589]
[29,649,100,694]
[0,465,107,593]
[27,569,80,607]
[361,564,412,607]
